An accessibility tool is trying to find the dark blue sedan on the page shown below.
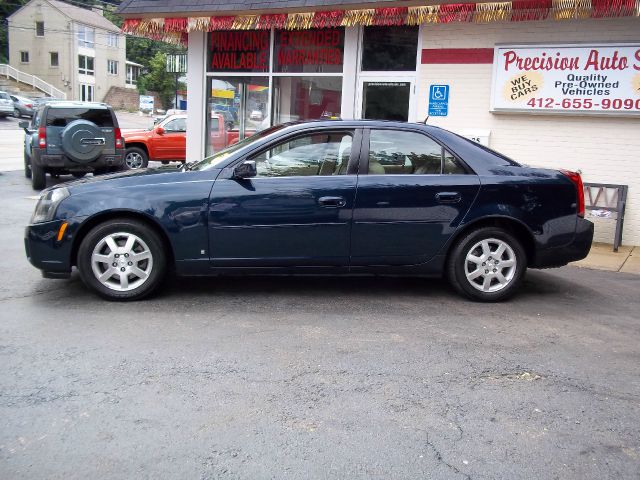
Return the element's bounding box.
[25,120,593,301]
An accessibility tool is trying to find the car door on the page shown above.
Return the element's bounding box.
[350,128,481,266]
[208,128,361,268]
[154,117,186,160]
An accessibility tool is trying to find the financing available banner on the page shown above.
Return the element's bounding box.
[491,43,640,116]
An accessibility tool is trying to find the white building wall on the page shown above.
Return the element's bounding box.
[417,18,640,246]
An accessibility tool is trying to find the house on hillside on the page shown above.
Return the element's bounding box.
[7,0,130,102]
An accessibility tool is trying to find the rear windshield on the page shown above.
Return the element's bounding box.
[46,108,114,127]
[0,92,10,100]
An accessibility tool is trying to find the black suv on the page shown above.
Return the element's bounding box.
[20,102,125,190]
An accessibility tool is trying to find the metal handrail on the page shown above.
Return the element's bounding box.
[0,64,66,99]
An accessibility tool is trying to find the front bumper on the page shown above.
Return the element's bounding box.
[24,218,81,277]
[531,217,594,268]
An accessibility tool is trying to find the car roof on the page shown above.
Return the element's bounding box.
[46,101,110,109]
[233,119,521,174]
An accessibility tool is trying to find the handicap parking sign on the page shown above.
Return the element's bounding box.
[428,84,449,117]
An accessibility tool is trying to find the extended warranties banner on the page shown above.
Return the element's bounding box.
[491,43,640,116]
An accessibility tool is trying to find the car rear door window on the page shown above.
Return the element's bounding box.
[46,108,114,127]
[368,129,466,175]
[250,131,353,177]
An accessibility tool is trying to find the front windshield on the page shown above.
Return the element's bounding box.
[188,125,286,171]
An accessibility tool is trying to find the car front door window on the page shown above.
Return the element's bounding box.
[250,132,353,177]
[163,118,186,133]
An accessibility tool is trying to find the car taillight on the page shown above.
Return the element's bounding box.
[26,104,32,108]
[114,128,123,149]
[38,127,46,148]
[560,169,585,218]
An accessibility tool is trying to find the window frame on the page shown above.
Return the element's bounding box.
[360,127,473,176]
[77,24,95,49]
[78,55,95,76]
[20,51,29,63]
[107,32,119,48]
[35,21,44,37]
[223,127,362,179]
[107,59,118,75]
[50,51,59,68]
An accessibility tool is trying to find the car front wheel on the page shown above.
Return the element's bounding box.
[77,219,167,301]
[24,152,32,179]
[124,147,149,170]
[447,227,527,302]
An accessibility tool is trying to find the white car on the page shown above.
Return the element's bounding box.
[249,109,263,121]
[0,91,14,117]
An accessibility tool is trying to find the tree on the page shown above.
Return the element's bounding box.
[137,51,184,110]
[0,0,28,63]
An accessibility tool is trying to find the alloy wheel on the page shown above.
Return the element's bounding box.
[464,238,517,293]
[90,232,153,291]
[125,152,144,169]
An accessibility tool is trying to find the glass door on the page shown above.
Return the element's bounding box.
[356,77,414,122]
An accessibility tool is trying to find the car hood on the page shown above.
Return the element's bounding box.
[60,166,219,195]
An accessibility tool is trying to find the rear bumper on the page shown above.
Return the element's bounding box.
[32,150,125,170]
[531,217,594,268]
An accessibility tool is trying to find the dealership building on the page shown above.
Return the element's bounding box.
[116,0,640,246]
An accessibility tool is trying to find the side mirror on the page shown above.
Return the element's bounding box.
[233,160,257,179]
[155,126,165,135]
[19,121,30,131]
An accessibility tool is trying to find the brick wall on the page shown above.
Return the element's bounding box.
[103,87,162,113]
[418,18,640,246]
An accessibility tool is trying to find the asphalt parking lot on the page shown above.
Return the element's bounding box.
[1,151,640,478]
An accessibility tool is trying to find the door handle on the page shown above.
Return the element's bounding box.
[436,191,461,203]
[318,196,346,208]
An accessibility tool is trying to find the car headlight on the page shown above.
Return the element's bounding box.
[30,187,70,224]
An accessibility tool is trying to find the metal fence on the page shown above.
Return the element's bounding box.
[583,183,628,251]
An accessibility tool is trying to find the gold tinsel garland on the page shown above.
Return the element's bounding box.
[120,0,640,44]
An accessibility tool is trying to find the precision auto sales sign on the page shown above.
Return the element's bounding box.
[491,43,640,115]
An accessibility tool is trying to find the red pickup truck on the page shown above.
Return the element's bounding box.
[122,113,243,169]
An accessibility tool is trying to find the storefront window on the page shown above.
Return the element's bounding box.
[207,31,270,73]
[273,77,342,124]
[206,76,269,156]
[361,26,419,71]
[274,28,344,73]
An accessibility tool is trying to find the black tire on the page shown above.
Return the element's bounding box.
[14,108,21,118]
[77,219,167,301]
[124,147,148,170]
[31,163,46,190]
[447,227,527,302]
[72,172,86,178]
[24,152,32,179]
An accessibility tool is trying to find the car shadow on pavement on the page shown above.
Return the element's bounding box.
[41,267,605,307]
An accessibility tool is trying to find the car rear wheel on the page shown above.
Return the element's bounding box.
[124,147,148,170]
[77,219,166,301]
[447,227,526,302]
[31,163,46,190]
[13,108,21,118]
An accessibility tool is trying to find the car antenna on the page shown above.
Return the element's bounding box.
[422,116,429,124]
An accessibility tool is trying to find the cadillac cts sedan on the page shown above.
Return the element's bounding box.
[25,120,593,302]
